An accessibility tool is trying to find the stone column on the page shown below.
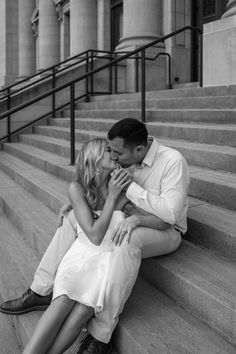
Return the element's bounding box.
[117,0,163,50]
[97,0,110,51]
[70,0,97,56]
[18,0,36,78]
[222,0,236,18]
[38,0,60,70]
[116,0,166,92]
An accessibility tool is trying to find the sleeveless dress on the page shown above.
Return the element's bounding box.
[53,211,125,314]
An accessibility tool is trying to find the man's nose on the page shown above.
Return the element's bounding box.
[111,153,118,161]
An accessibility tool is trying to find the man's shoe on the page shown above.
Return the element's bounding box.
[77,333,113,354]
[0,288,52,315]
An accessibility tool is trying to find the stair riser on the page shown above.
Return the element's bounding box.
[33,127,236,173]
[50,118,236,147]
[20,135,77,159]
[68,109,236,124]
[189,178,236,211]
[186,217,236,262]
[140,260,236,345]
[0,161,64,214]
[2,199,48,256]
[78,96,236,110]
[35,126,103,143]
[91,86,236,101]
[6,142,235,211]
[4,144,74,182]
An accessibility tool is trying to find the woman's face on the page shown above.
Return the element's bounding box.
[100,145,117,171]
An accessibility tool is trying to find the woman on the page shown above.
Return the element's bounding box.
[23,138,131,354]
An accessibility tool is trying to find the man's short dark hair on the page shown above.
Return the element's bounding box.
[108,118,148,148]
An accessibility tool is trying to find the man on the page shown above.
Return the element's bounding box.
[0,118,189,354]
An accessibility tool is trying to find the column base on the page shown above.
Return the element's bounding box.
[203,16,236,86]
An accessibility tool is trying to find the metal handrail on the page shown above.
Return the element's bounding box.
[0,26,202,165]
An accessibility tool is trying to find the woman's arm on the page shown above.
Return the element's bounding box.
[68,171,131,246]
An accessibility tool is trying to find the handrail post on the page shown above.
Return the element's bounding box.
[167,53,172,89]
[70,83,75,165]
[115,52,118,94]
[90,51,94,96]
[141,49,146,123]
[52,67,56,116]
[109,53,113,94]
[135,53,139,92]
[7,88,11,142]
[86,51,89,101]
[199,33,203,87]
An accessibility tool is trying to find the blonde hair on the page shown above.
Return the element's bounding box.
[74,138,107,211]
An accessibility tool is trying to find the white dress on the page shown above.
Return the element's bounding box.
[53,211,125,314]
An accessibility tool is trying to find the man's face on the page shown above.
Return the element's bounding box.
[108,137,138,168]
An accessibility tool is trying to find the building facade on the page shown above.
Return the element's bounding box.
[0,0,235,89]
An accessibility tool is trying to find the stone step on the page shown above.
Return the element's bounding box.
[51,117,236,147]
[0,202,89,353]
[2,140,236,260]
[90,85,236,101]
[186,198,236,262]
[4,141,236,212]
[140,241,236,345]
[0,176,235,353]
[64,108,236,124]
[0,152,68,214]
[189,166,236,212]
[0,169,57,255]
[4,142,75,182]
[117,277,236,354]
[21,130,236,174]
[77,95,236,110]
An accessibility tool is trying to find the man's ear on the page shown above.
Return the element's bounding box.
[135,145,144,154]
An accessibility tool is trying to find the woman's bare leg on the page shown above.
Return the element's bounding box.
[48,303,94,354]
[23,295,75,354]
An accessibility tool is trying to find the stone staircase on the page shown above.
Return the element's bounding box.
[0,85,235,353]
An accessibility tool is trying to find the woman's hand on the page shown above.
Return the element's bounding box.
[57,203,72,227]
[108,169,131,201]
[111,215,139,246]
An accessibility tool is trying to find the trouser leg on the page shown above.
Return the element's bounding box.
[31,211,77,296]
[88,227,181,343]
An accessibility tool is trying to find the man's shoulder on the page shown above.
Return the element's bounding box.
[158,143,184,161]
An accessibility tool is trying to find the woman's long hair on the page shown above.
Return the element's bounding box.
[74,138,107,211]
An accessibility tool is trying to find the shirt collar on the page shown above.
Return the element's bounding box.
[136,136,159,168]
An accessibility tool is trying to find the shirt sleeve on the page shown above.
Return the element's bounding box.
[126,157,190,224]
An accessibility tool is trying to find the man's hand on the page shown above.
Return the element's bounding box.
[57,203,72,227]
[112,216,139,246]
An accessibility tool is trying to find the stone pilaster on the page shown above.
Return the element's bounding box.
[222,0,236,18]
[70,0,97,56]
[38,0,60,70]
[18,0,36,78]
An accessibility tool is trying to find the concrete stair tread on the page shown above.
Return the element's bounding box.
[0,151,69,213]
[42,124,236,155]
[0,211,235,353]
[0,212,88,353]
[2,140,236,256]
[52,117,236,130]
[0,169,57,252]
[119,277,236,354]
[189,166,236,187]
[188,196,236,234]
[4,139,236,195]
[91,85,236,101]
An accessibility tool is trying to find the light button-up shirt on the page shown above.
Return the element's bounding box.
[126,137,190,233]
